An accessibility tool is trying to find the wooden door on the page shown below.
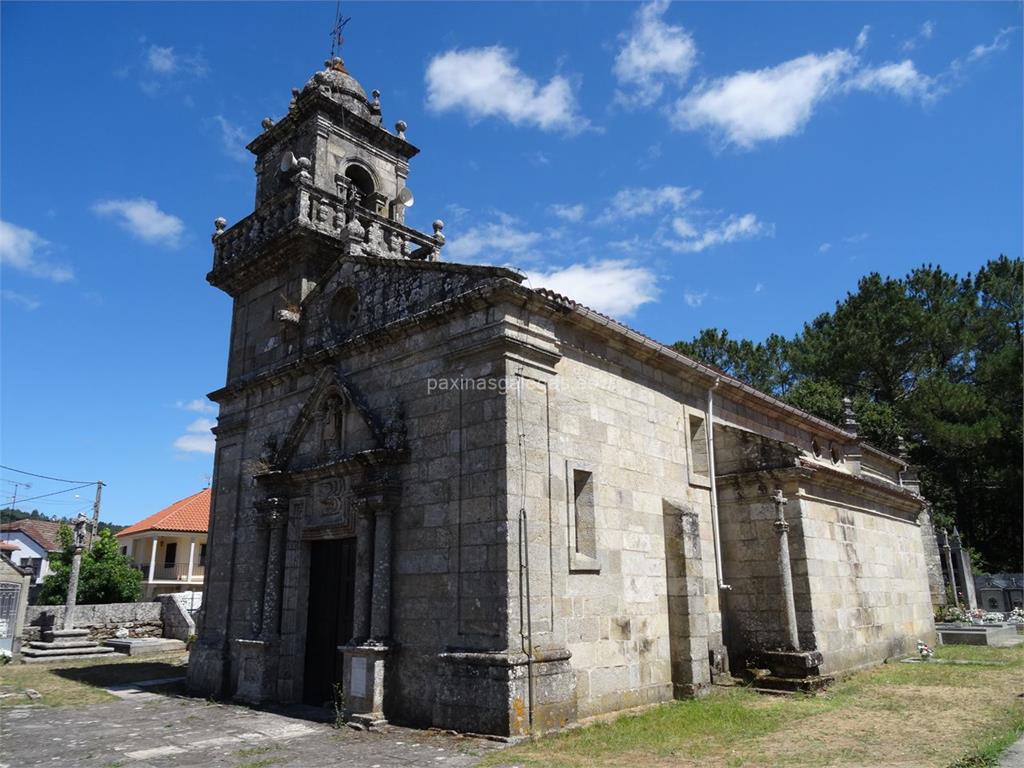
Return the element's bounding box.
[302,537,356,706]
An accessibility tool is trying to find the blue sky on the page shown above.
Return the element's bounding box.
[1,2,1020,526]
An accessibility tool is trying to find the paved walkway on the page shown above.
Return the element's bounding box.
[0,688,502,768]
[1001,734,1024,767]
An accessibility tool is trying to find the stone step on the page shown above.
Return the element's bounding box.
[21,651,124,664]
[28,639,96,650]
[21,644,116,658]
[43,628,90,641]
[104,638,186,656]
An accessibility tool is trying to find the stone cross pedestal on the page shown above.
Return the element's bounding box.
[21,514,116,662]
[339,644,389,727]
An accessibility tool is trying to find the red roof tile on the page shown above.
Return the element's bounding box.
[116,488,210,537]
[0,519,63,551]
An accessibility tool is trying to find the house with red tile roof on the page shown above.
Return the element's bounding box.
[116,488,210,599]
[0,519,63,586]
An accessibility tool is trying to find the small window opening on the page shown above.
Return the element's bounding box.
[329,287,359,335]
[573,469,596,561]
[688,414,710,479]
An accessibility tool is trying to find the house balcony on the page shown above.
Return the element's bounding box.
[134,562,206,583]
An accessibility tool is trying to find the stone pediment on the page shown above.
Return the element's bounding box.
[266,365,405,474]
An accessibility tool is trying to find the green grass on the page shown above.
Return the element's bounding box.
[485,644,1024,768]
[0,652,188,708]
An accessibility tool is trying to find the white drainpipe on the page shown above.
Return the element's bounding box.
[707,379,730,591]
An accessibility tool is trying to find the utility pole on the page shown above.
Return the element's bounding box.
[88,481,104,547]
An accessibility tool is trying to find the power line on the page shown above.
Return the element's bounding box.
[2,483,96,506]
[0,464,97,485]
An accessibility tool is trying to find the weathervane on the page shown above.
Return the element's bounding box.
[330,0,351,59]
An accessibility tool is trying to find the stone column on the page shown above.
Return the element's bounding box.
[370,508,393,642]
[260,498,289,639]
[351,507,374,643]
[187,538,196,582]
[148,536,158,583]
[941,529,960,607]
[772,490,800,651]
[63,549,84,631]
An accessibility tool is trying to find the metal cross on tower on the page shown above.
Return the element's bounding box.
[330,1,351,59]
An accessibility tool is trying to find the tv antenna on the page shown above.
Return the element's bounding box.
[330,1,352,59]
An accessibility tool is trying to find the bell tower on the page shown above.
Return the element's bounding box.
[250,56,417,221]
[209,55,445,296]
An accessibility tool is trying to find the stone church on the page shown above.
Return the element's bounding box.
[187,54,942,736]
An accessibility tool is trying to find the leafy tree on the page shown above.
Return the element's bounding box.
[673,256,1022,571]
[38,526,142,605]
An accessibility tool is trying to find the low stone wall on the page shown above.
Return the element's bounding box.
[23,602,163,643]
[157,592,200,641]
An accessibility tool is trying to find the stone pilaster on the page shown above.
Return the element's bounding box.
[259,497,289,639]
[235,495,289,705]
[351,507,374,643]
[369,507,393,642]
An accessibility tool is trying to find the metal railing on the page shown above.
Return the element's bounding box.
[134,562,205,582]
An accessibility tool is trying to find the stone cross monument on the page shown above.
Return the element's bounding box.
[63,513,88,631]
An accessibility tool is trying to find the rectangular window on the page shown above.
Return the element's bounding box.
[567,462,600,573]
[199,543,207,567]
[163,542,177,568]
[685,408,712,487]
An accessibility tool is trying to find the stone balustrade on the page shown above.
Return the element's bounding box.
[212,182,443,273]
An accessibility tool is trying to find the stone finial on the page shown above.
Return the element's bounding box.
[432,219,445,240]
[289,87,300,112]
[261,117,275,131]
[841,396,859,437]
[395,120,407,139]
[951,526,962,544]
[372,89,381,106]
[213,217,228,237]
[896,435,909,461]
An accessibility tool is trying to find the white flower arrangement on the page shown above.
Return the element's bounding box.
[916,640,934,660]
[1006,607,1024,625]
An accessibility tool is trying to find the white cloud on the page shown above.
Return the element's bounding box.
[212,115,249,163]
[967,27,1016,63]
[526,259,659,317]
[819,242,833,253]
[1,290,41,311]
[901,20,936,52]
[845,232,869,243]
[0,220,73,282]
[444,217,543,263]
[683,289,707,308]
[174,418,216,454]
[675,49,856,148]
[614,0,698,107]
[425,46,587,133]
[550,203,586,223]
[854,26,871,53]
[600,185,701,222]
[92,198,184,247]
[753,282,764,293]
[147,45,177,74]
[664,213,771,253]
[847,60,935,100]
[177,399,216,415]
